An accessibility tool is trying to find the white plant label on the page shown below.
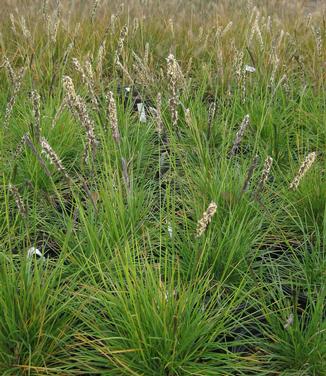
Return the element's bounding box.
[137,103,147,123]
[245,65,256,73]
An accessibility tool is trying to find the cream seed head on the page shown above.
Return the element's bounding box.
[97,41,106,77]
[132,51,153,85]
[10,13,17,34]
[107,91,120,144]
[169,96,179,129]
[63,75,77,103]
[13,133,28,160]
[289,152,316,190]
[40,137,71,182]
[242,154,259,193]
[166,54,184,90]
[84,58,94,82]
[166,54,175,82]
[229,114,250,157]
[196,201,217,237]
[62,75,98,160]
[3,56,16,84]
[74,95,98,159]
[115,24,128,64]
[221,21,233,36]
[144,42,150,66]
[72,58,87,84]
[312,26,322,58]
[9,183,27,218]
[20,16,31,40]
[30,90,41,143]
[255,156,273,197]
[49,14,60,44]
[84,58,99,109]
[3,65,26,128]
[91,0,100,23]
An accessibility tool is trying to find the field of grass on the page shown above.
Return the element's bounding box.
[0,0,325,374]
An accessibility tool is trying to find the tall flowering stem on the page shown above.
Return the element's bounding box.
[255,156,273,198]
[9,184,27,218]
[289,152,316,190]
[229,114,250,157]
[40,137,72,184]
[106,91,121,144]
[63,76,98,163]
[30,90,41,143]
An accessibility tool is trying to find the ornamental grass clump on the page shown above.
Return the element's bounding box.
[0,1,324,374]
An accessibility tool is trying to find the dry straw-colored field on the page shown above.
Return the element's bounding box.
[0,0,325,375]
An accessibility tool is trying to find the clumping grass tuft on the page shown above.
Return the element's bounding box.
[0,0,325,374]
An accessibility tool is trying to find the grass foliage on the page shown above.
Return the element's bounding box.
[0,0,325,374]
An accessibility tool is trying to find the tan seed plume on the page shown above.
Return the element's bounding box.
[4,66,26,128]
[233,48,246,101]
[30,90,41,143]
[167,54,181,129]
[91,0,100,23]
[62,76,98,162]
[84,58,99,109]
[229,114,250,157]
[42,0,48,18]
[255,156,273,196]
[132,51,153,85]
[242,154,259,193]
[169,96,179,130]
[166,53,184,89]
[196,201,217,237]
[72,58,87,83]
[97,41,106,78]
[107,91,120,144]
[9,184,27,218]
[3,56,16,84]
[289,152,316,190]
[10,13,17,34]
[20,16,31,40]
[40,137,71,183]
[72,57,98,110]
[14,133,28,160]
[115,25,128,64]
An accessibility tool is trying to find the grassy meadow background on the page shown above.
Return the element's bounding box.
[0,0,325,374]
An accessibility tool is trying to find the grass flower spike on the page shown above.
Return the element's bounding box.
[196,201,217,237]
